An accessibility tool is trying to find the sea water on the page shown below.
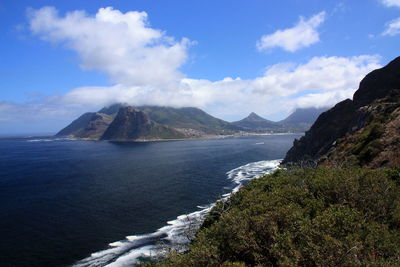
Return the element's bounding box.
[0,134,300,266]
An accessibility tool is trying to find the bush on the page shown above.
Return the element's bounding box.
[145,167,400,267]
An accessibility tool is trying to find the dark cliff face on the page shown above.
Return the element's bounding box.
[283,57,400,165]
[283,100,356,163]
[100,106,186,141]
[354,56,400,107]
[100,107,151,140]
[74,113,114,139]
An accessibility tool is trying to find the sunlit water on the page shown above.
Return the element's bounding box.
[0,134,300,266]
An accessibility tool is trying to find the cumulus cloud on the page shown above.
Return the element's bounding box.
[59,55,381,120]
[382,17,400,36]
[256,11,326,52]
[380,0,400,7]
[28,6,191,87]
[2,7,383,131]
[1,54,381,125]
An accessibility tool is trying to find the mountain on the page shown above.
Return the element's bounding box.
[277,107,328,132]
[232,112,279,131]
[100,107,186,141]
[56,105,242,141]
[56,112,115,139]
[137,106,241,135]
[283,56,400,167]
[232,108,327,132]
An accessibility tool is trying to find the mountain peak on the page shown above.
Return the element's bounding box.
[245,112,267,122]
[354,56,400,107]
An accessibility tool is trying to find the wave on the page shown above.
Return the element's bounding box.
[72,159,281,267]
[27,137,72,142]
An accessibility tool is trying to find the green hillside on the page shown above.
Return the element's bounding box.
[148,167,400,267]
[138,106,241,135]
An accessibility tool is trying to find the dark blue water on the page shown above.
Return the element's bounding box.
[0,135,299,267]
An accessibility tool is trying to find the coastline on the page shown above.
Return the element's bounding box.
[65,132,304,143]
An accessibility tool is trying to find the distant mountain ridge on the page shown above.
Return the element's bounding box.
[56,105,326,141]
[232,107,328,132]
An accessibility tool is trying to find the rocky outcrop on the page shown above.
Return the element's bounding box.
[100,107,186,141]
[74,113,114,139]
[283,56,400,166]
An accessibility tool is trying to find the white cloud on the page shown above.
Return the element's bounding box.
[3,6,381,131]
[1,55,381,125]
[382,17,400,36]
[380,0,400,7]
[256,11,326,52]
[59,55,381,120]
[28,6,191,87]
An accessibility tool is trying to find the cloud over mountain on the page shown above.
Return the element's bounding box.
[0,7,382,130]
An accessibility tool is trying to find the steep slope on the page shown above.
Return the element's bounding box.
[283,56,400,166]
[153,167,400,267]
[100,107,186,141]
[232,112,279,131]
[56,112,114,138]
[73,113,114,139]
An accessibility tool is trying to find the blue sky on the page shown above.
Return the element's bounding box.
[0,0,399,134]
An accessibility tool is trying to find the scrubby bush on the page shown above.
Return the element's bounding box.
[145,167,400,267]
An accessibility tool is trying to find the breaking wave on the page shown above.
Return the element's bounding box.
[27,137,72,142]
[72,159,281,267]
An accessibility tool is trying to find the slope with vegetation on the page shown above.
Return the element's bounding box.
[56,104,326,141]
[150,167,400,266]
[283,56,400,167]
[146,57,400,266]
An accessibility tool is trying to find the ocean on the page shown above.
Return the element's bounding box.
[0,134,300,266]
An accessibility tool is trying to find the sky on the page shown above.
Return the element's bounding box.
[0,0,399,134]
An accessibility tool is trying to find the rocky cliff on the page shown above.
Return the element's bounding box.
[283,56,400,167]
[100,107,186,141]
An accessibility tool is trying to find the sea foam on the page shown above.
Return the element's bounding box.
[72,159,281,267]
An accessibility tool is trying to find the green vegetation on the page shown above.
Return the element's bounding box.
[147,167,400,267]
[140,106,240,135]
[351,113,385,165]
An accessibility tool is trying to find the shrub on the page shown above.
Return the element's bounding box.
[146,167,400,267]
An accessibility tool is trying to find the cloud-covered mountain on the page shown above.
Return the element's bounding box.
[57,103,328,141]
[56,105,243,141]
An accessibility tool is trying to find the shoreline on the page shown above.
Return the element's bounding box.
[64,132,304,143]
